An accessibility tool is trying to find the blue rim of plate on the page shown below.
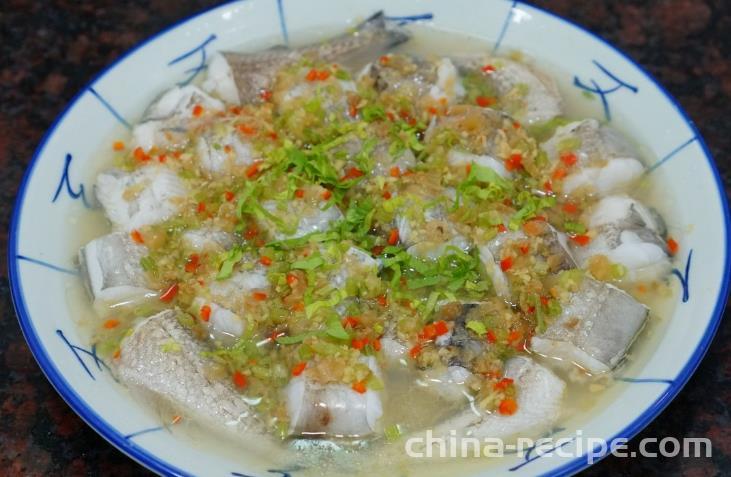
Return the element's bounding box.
[7,1,730,476]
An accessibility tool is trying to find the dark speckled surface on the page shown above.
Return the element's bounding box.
[1,1,729,475]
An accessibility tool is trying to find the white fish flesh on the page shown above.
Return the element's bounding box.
[542,119,645,196]
[573,195,671,282]
[285,357,383,437]
[530,276,649,373]
[435,356,565,439]
[421,365,473,402]
[262,200,343,240]
[115,310,262,435]
[196,130,258,177]
[192,297,245,341]
[209,268,269,311]
[447,149,512,179]
[96,165,187,231]
[330,246,380,289]
[132,85,224,151]
[181,228,235,253]
[78,232,153,305]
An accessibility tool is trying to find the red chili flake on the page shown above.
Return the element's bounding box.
[342,316,359,328]
[382,190,392,200]
[157,154,167,163]
[507,330,522,343]
[409,344,422,359]
[519,244,529,255]
[540,295,550,306]
[317,69,331,81]
[527,305,536,314]
[192,104,204,117]
[481,64,496,73]
[475,95,495,107]
[185,254,200,273]
[500,257,513,271]
[570,234,591,246]
[267,131,278,140]
[434,320,449,336]
[427,106,439,115]
[352,380,367,394]
[387,229,399,245]
[379,55,390,65]
[389,166,401,178]
[562,202,579,214]
[238,124,257,135]
[465,163,472,174]
[197,202,206,213]
[386,111,395,121]
[259,256,273,267]
[321,189,332,201]
[371,246,385,256]
[486,330,497,343]
[244,227,258,240]
[223,145,233,154]
[505,153,523,171]
[286,273,299,286]
[376,294,388,307]
[103,319,120,329]
[259,89,273,101]
[133,147,150,162]
[560,151,578,166]
[252,291,268,301]
[351,338,368,350]
[232,371,247,389]
[290,302,305,312]
[229,106,242,115]
[305,68,318,81]
[199,305,211,322]
[498,398,518,415]
[130,229,144,244]
[341,167,364,181]
[494,377,514,390]
[348,102,358,118]
[224,191,235,202]
[159,283,179,303]
[373,338,382,351]
[496,224,507,233]
[245,161,262,178]
[113,349,121,360]
[667,237,679,255]
[543,180,553,193]
[291,362,307,376]
[512,121,521,129]
[294,188,305,199]
[552,167,567,180]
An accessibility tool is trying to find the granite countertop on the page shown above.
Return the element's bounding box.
[1,1,729,475]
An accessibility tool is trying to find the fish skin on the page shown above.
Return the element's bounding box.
[531,276,649,373]
[114,309,262,435]
[78,232,152,305]
[220,11,410,104]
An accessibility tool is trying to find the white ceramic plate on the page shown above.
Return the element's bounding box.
[9,1,730,475]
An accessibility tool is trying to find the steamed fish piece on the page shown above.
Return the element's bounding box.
[192,297,246,342]
[78,232,153,305]
[96,165,187,231]
[364,55,464,105]
[573,195,671,282]
[530,276,648,373]
[542,119,645,196]
[203,11,410,105]
[181,227,236,253]
[132,85,224,151]
[454,56,562,124]
[285,357,383,437]
[435,356,565,439]
[115,310,262,435]
[447,149,511,179]
[209,268,270,311]
[195,128,259,177]
[330,246,380,289]
[420,365,473,402]
[478,224,575,298]
[262,199,343,240]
